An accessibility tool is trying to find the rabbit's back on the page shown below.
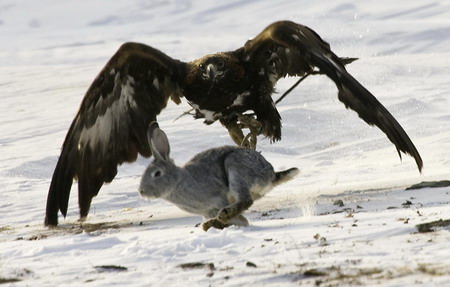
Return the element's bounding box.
[185,146,240,166]
[184,146,274,185]
[180,146,276,212]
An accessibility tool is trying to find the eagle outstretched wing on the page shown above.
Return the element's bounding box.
[45,43,185,226]
[241,21,423,171]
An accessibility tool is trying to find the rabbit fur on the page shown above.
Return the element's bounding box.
[139,122,299,231]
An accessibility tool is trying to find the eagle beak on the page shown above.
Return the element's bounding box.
[204,64,223,79]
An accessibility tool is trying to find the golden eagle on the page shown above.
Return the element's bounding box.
[45,20,422,226]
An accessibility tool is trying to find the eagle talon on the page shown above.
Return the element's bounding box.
[240,133,257,149]
[221,119,245,146]
[220,113,261,149]
[236,114,262,149]
[240,130,258,149]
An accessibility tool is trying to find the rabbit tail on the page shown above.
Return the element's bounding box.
[273,168,299,186]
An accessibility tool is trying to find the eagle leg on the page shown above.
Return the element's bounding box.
[221,118,246,146]
[220,114,261,149]
[238,114,262,149]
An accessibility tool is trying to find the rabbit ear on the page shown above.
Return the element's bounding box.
[147,121,160,143]
[148,122,171,162]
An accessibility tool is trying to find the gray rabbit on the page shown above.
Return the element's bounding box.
[139,122,299,231]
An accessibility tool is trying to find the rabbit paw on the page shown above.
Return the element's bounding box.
[217,207,234,222]
[202,218,227,231]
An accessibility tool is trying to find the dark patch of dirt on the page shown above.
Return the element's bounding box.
[406,180,450,190]
[416,219,450,233]
[0,226,13,233]
[0,277,21,284]
[401,200,413,207]
[178,262,215,271]
[178,262,215,278]
[333,199,344,207]
[293,266,383,286]
[23,220,153,240]
[292,262,450,286]
[94,265,128,272]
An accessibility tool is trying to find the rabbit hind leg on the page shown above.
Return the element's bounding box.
[202,218,227,231]
[216,198,253,224]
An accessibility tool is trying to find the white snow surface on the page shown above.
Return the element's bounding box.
[1,0,449,286]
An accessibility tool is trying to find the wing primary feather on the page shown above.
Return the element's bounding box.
[44,154,74,226]
[309,50,423,171]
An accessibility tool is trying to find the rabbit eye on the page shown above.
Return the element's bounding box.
[152,170,162,178]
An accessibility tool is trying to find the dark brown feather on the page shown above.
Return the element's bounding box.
[241,21,423,171]
[45,43,185,226]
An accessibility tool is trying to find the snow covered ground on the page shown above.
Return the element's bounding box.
[1,0,449,286]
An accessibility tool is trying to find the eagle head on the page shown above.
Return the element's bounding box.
[203,58,227,81]
[184,52,247,116]
[186,53,245,85]
[194,54,228,81]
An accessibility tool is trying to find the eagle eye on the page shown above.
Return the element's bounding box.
[217,60,225,69]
